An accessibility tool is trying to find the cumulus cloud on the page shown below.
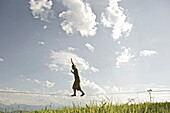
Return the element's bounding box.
[85,43,95,52]
[47,48,100,73]
[81,77,105,95]
[116,47,135,67]
[47,49,90,72]
[59,0,98,37]
[101,0,132,40]
[29,0,54,22]
[34,79,55,88]
[140,50,157,56]
[0,58,3,62]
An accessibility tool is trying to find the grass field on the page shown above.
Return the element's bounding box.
[1,102,170,113]
[31,102,170,113]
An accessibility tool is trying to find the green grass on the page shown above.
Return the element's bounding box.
[1,102,170,113]
[32,102,170,113]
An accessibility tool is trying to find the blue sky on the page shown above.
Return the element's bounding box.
[0,0,170,105]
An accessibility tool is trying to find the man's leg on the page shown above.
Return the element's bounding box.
[71,89,76,97]
[80,89,85,97]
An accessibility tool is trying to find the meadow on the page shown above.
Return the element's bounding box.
[3,102,168,113]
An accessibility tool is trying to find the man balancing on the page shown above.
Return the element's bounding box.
[71,58,85,97]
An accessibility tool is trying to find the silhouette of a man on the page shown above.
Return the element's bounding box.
[71,58,85,97]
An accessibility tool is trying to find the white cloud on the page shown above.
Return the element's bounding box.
[34,79,41,84]
[44,80,55,88]
[38,41,45,45]
[85,43,95,52]
[101,0,132,40]
[1,84,170,106]
[90,67,99,72]
[34,79,55,88]
[0,98,11,105]
[43,25,47,29]
[68,47,76,52]
[103,85,131,94]
[140,50,157,56]
[47,49,90,72]
[116,47,135,67]
[47,63,59,72]
[81,77,105,95]
[29,0,54,22]
[47,48,100,73]
[59,0,98,37]
[25,78,55,88]
[0,58,3,62]
[0,88,56,105]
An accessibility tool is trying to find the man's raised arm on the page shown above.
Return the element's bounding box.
[71,58,74,65]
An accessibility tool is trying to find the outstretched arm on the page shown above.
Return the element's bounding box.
[71,58,74,74]
[71,58,74,65]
